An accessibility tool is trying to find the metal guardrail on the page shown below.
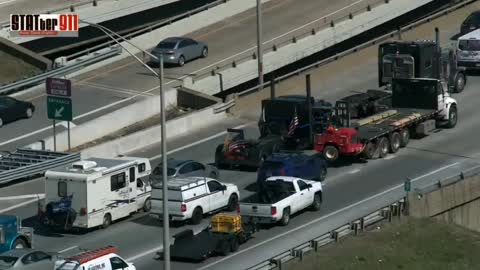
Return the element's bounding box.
[247,162,480,270]
[0,0,108,28]
[213,99,235,114]
[191,0,385,82]
[0,46,121,95]
[62,0,230,61]
[233,0,474,98]
[0,148,80,184]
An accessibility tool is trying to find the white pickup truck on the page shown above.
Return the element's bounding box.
[150,177,240,225]
[240,176,323,226]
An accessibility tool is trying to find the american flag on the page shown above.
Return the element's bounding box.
[228,140,247,152]
[288,108,299,136]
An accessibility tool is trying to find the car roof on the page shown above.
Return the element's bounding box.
[266,152,306,162]
[459,28,480,40]
[161,37,190,43]
[0,249,38,257]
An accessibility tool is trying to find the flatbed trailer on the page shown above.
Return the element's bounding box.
[315,78,458,162]
[161,213,256,262]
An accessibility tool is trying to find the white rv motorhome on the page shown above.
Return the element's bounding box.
[41,157,152,229]
[457,28,480,69]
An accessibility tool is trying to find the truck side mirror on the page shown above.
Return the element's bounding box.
[307,184,312,189]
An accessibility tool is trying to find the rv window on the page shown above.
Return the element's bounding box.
[111,172,126,191]
[139,163,146,172]
[58,182,67,197]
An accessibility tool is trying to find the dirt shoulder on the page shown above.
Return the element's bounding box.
[0,51,40,85]
[285,217,480,270]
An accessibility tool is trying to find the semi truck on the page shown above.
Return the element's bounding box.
[315,78,458,162]
[0,215,33,252]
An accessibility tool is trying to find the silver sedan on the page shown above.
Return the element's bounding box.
[150,37,208,66]
[0,249,57,270]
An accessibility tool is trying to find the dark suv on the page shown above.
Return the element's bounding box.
[257,152,327,187]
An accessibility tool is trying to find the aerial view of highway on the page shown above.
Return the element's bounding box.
[1,0,480,270]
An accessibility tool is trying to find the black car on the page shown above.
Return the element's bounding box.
[461,11,480,35]
[0,96,35,127]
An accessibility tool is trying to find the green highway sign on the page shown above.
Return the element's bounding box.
[47,96,72,121]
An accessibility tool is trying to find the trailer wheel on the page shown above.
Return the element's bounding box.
[218,240,230,256]
[399,129,410,147]
[389,132,401,153]
[322,145,339,162]
[363,142,376,159]
[102,214,112,229]
[454,73,465,93]
[279,208,290,226]
[191,207,203,225]
[378,137,389,158]
[446,105,457,129]
[230,238,239,252]
[12,238,27,249]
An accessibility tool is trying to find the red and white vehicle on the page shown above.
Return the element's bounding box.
[54,246,135,270]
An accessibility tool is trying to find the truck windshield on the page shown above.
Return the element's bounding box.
[0,256,17,267]
[458,39,480,51]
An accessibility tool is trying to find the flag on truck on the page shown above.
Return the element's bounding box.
[228,140,248,153]
[288,108,299,136]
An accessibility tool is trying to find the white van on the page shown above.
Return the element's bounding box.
[457,28,480,69]
[41,157,152,229]
[150,177,239,225]
[54,246,135,270]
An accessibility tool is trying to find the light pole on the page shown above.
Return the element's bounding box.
[256,0,264,91]
[79,20,170,270]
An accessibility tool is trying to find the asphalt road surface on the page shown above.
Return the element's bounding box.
[1,0,364,151]
[1,3,479,269]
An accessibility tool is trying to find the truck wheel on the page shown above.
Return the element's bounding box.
[446,105,457,129]
[12,238,27,249]
[322,145,339,162]
[279,208,290,226]
[318,167,327,182]
[230,238,239,252]
[399,129,410,147]
[143,198,152,212]
[191,207,203,225]
[454,73,465,93]
[227,194,239,211]
[102,214,112,229]
[378,137,389,158]
[389,132,401,153]
[311,193,322,211]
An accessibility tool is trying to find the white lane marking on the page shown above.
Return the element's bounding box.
[347,168,360,174]
[384,155,396,160]
[0,194,45,200]
[58,246,78,253]
[127,246,163,261]
[148,123,251,160]
[0,0,16,5]
[0,194,45,214]
[195,162,460,270]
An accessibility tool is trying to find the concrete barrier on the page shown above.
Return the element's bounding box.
[81,105,227,158]
[184,0,434,95]
[26,88,177,151]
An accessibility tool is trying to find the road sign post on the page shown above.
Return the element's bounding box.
[46,78,73,151]
[404,178,411,216]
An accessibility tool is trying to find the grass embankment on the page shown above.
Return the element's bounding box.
[286,217,480,270]
[0,51,40,84]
